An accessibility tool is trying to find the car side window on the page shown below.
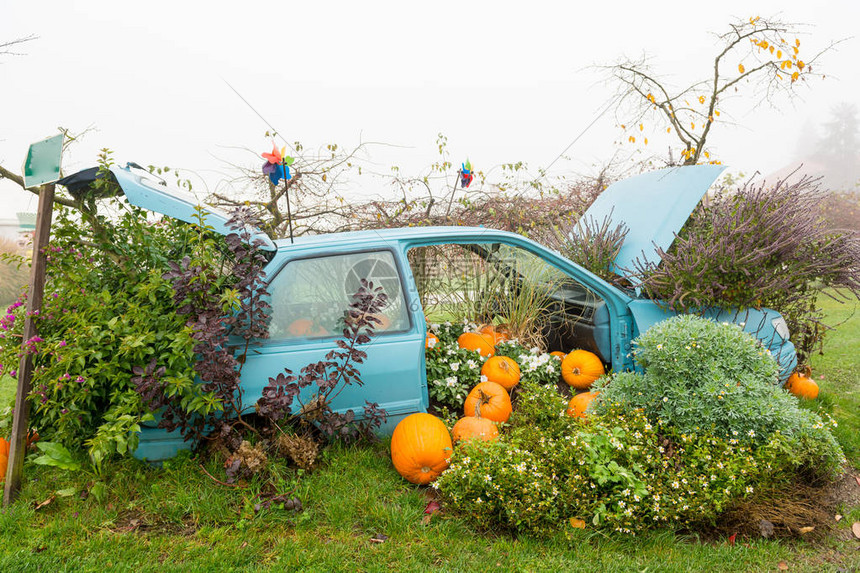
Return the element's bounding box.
[268,251,410,340]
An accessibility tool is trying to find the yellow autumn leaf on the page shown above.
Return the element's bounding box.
[666,127,671,133]
[795,38,800,47]
[760,40,769,49]
[797,60,805,70]
[793,46,799,55]
[769,45,775,54]
[639,124,644,131]
[620,124,626,129]
[629,136,636,143]
[791,71,799,82]
[777,50,782,58]
[715,110,721,116]
[704,151,710,158]
[698,95,706,104]
[785,60,793,69]
[691,122,696,130]
[570,518,586,529]
[647,93,656,103]
[738,63,745,74]
[644,137,649,145]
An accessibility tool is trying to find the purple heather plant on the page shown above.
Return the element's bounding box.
[631,174,860,364]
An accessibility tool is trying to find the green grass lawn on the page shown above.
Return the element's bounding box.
[1,297,859,572]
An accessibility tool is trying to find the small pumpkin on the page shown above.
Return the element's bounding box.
[464,381,512,423]
[549,351,566,360]
[390,413,453,485]
[287,318,328,337]
[369,313,391,331]
[785,371,819,400]
[481,356,521,390]
[561,350,605,389]
[457,332,496,358]
[451,416,499,443]
[425,332,439,350]
[566,391,599,418]
[479,324,508,344]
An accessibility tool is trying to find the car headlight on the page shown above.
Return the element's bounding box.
[771,317,790,340]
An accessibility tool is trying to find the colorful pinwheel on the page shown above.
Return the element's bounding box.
[262,143,295,185]
[459,160,474,189]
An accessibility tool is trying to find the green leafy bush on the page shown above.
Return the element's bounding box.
[592,315,845,476]
[437,379,791,535]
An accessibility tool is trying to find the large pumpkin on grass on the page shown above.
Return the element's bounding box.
[451,416,499,443]
[480,356,521,390]
[457,332,496,357]
[566,391,599,419]
[390,413,453,485]
[561,350,605,389]
[464,381,512,423]
[0,437,9,483]
[785,371,819,400]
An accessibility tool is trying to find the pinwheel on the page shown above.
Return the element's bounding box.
[459,160,474,189]
[262,143,295,185]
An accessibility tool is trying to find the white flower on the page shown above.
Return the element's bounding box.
[450,362,460,372]
[662,396,669,403]
[480,374,488,383]
[747,429,755,438]
[445,376,458,388]
[466,359,478,369]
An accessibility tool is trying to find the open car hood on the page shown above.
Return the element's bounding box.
[576,165,725,277]
[109,164,276,251]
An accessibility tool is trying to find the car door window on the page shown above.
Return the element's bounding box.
[268,251,410,340]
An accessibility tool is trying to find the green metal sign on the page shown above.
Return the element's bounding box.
[22,134,64,189]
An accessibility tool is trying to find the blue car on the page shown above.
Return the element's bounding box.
[103,163,796,461]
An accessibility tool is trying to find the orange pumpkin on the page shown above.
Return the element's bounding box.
[369,313,391,331]
[451,416,499,443]
[464,381,512,423]
[287,318,328,337]
[566,391,599,418]
[549,351,566,360]
[0,437,9,484]
[479,324,508,344]
[457,332,496,357]
[481,356,521,390]
[390,413,453,485]
[425,332,439,350]
[785,371,819,400]
[561,350,605,389]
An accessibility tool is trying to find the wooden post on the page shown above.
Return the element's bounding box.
[3,183,54,506]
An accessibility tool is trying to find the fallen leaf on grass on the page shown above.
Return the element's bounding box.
[835,514,843,522]
[421,515,432,525]
[569,518,586,529]
[855,475,860,488]
[728,532,737,546]
[369,533,389,544]
[798,526,815,534]
[778,561,788,570]
[852,522,860,539]
[424,500,441,515]
[33,496,55,511]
